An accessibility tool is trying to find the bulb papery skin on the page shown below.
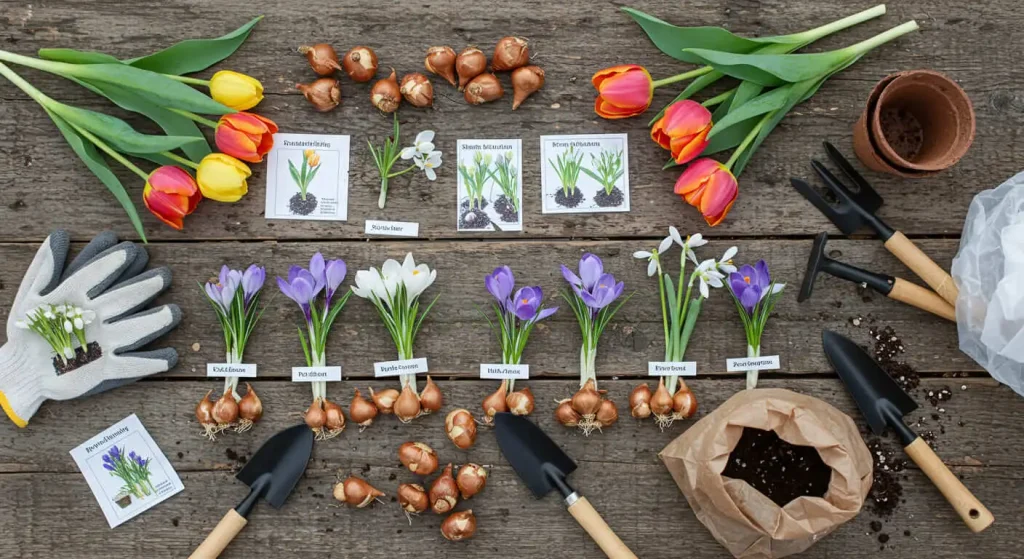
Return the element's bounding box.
[212,389,240,425]
[571,379,601,417]
[196,389,216,425]
[337,475,385,508]
[299,43,342,76]
[481,381,509,423]
[395,383,422,423]
[350,388,379,428]
[464,73,504,105]
[425,46,457,86]
[492,36,529,71]
[511,65,544,110]
[429,463,459,514]
[400,73,434,108]
[629,383,652,419]
[456,47,487,90]
[441,510,477,541]
[455,463,488,499]
[445,408,478,450]
[596,399,619,427]
[419,375,443,412]
[398,483,429,513]
[304,398,326,432]
[399,441,439,475]
[554,399,581,427]
[672,384,698,419]
[370,387,399,414]
[506,387,535,416]
[370,69,402,113]
[322,398,346,439]
[296,78,341,112]
[650,377,674,416]
[342,46,378,82]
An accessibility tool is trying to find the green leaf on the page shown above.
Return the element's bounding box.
[38,48,121,65]
[45,108,147,242]
[648,70,724,126]
[72,64,234,114]
[709,85,792,138]
[288,159,301,186]
[306,164,321,186]
[683,47,853,86]
[125,16,264,75]
[622,8,781,63]
[677,297,703,358]
[49,102,201,154]
[728,80,764,113]
[704,117,759,156]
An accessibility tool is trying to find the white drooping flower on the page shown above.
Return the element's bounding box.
[414,150,442,181]
[717,246,739,274]
[683,233,707,265]
[400,130,435,160]
[633,249,660,277]
[695,258,726,299]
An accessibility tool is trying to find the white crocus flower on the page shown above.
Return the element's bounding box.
[401,253,437,300]
[379,258,404,301]
[73,317,84,330]
[63,319,74,333]
[400,130,435,160]
[414,150,442,181]
[352,268,384,300]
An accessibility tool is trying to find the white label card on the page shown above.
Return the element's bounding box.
[364,220,419,237]
[648,361,697,377]
[479,364,529,380]
[456,139,524,232]
[374,358,429,378]
[69,414,184,528]
[265,133,350,221]
[206,363,257,378]
[292,366,342,382]
[726,355,781,372]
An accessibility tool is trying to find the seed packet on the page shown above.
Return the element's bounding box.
[265,133,351,220]
[456,139,524,232]
[540,133,630,214]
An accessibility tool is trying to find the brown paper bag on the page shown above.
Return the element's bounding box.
[659,388,872,559]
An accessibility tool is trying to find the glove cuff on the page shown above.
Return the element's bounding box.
[0,343,45,427]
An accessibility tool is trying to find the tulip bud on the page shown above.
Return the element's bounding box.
[209,70,264,111]
[215,112,279,163]
[196,153,252,203]
[143,166,201,230]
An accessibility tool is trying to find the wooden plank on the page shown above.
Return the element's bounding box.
[0,454,1018,558]
[1,1,1020,241]
[0,238,977,379]
[2,377,1017,472]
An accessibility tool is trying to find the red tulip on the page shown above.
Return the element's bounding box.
[674,158,738,226]
[651,100,712,164]
[143,166,201,230]
[591,64,653,119]
[215,112,278,163]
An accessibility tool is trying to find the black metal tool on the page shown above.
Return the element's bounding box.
[822,331,993,532]
[190,424,315,558]
[791,142,959,307]
[799,232,955,321]
[494,413,637,559]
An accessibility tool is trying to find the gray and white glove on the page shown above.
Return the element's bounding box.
[0,230,180,427]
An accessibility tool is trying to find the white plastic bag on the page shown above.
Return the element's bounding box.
[951,172,1024,397]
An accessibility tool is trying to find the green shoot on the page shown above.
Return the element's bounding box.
[581,149,624,195]
[549,146,584,197]
[458,151,494,210]
[492,151,519,213]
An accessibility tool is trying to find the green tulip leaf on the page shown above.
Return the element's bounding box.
[45,108,147,242]
[125,16,263,75]
[684,47,854,86]
[648,70,724,126]
[728,80,764,113]
[622,8,775,63]
[71,63,233,114]
[709,86,791,139]
[704,117,759,156]
[50,102,202,154]
[37,48,121,65]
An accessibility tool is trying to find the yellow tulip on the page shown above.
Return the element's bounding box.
[306,151,321,167]
[303,148,315,159]
[209,70,263,111]
[196,153,251,202]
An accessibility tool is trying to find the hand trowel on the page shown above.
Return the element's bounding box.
[494,412,638,559]
[190,424,315,558]
[822,331,994,532]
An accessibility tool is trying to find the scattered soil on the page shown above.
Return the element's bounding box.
[880,107,924,161]
[721,427,832,507]
[554,187,584,208]
[593,187,625,208]
[459,207,492,230]
[53,342,102,375]
[493,195,519,223]
[865,437,907,519]
[871,326,918,393]
[289,192,318,215]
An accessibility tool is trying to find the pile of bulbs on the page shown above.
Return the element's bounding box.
[554,379,619,436]
[295,36,544,112]
[333,441,487,542]
[195,383,263,440]
[337,376,444,432]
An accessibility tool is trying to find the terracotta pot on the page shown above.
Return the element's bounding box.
[870,70,975,172]
[852,73,922,177]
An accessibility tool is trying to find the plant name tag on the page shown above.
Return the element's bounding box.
[292,366,342,382]
[726,355,781,372]
[374,358,429,378]
[365,220,419,237]
[480,364,529,380]
[206,363,257,378]
[648,361,696,377]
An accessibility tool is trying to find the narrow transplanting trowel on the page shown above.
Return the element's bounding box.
[822,331,994,532]
[494,412,638,559]
[190,424,315,558]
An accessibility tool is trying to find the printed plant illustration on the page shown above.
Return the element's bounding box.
[102,446,156,502]
[582,149,625,208]
[15,303,98,373]
[458,151,495,230]
[492,151,520,223]
[549,145,585,208]
[288,149,322,216]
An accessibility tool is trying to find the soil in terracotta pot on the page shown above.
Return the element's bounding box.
[879,107,924,161]
[493,195,519,223]
[289,192,318,215]
[53,342,102,375]
[721,427,831,507]
[460,207,492,230]
[593,187,624,208]
[554,187,584,209]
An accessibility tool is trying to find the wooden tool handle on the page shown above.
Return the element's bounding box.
[884,231,959,307]
[904,438,994,532]
[889,278,957,322]
[190,509,248,559]
[567,496,638,559]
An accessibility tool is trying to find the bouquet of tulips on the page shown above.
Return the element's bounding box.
[592,4,918,226]
[0,17,276,239]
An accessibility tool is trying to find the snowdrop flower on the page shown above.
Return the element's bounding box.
[400,130,435,159]
[414,150,442,181]
[632,249,661,277]
[683,233,707,264]
[717,246,739,274]
[694,258,726,299]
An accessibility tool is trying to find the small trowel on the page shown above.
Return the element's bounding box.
[494,412,638,559]
[190,424,315,558]
[822,331,994,532]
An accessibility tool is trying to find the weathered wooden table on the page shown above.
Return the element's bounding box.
[1,1,1021,557]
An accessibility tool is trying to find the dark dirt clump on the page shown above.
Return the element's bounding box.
[554,187,584,208]
[54,342,102,374]
[460,198,489,211]
[870,326,918,392]
[865,437,907,519]
[459,207,492,230]
[880,107,924,161]
[493,195,519,223]
[722,427,831,507]
[593,187,624,208]
[289,192,318,215]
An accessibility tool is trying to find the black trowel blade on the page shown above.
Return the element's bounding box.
[494,412,577,499]
[236,424,314,509]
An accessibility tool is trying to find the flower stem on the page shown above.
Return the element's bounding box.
[725,110,773,170]
[701,89,734,108]
[0,61,52,106]
[160,151,200,170]
[66,120,151,181]
[651,66,713,89]
[843,21,920,58]
[168,107,220,128]
[165,74,210,87]
[386,165,416,179]
[378,176,389,209]
[789,4,887,44]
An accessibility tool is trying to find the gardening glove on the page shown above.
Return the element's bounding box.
[0,230,181,427]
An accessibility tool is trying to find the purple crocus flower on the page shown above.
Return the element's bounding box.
[108,446,122,461]
[729,260,772,315]
[510,286,558,322]
[103,463,115,471]
[579,273,625,311]
[204,265,241,312]
[324,258,347,306]
[241,265,266,309]
[308,253,327,296]
[277,266,317,323]
[485,266,515,306]
[578,253,604,291]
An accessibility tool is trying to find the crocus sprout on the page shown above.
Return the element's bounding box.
[726,260,785,390]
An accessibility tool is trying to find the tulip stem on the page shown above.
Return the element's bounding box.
[700,89,734,108]
[165,74,210,87]
[725,110,773,170]
[160,150,200,170]
[651,66,713,89]
[168,108,220,128]
[67,121,150,181]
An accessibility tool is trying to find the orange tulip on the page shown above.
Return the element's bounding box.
[215,112,278,163]
[143,166,201,230]
[674,158,738,226]
[592,65,653,119]
[651,100,712,165]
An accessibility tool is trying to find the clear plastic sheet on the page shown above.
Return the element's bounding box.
[951,172,1024,396]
